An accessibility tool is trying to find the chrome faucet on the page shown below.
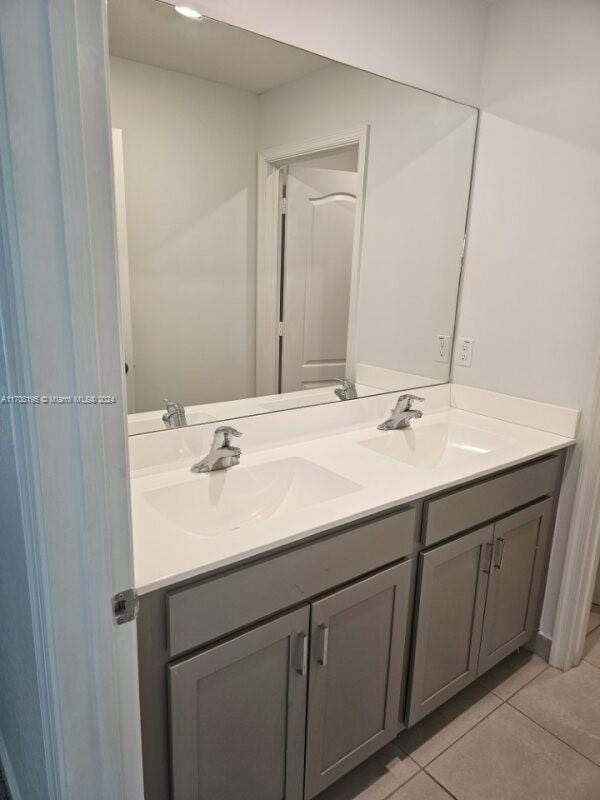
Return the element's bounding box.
[191,426,243,473]
[378,394,424,431]
[334,378,358,401]
[162,399,187,429]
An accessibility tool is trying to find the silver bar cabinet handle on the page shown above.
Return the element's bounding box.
[481,542,494,574]
[295,633,308,676]
[494,538,506,570]
[317,624,329,667]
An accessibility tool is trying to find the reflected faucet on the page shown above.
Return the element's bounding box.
[162,399,187,429]
[334,378,358,401]
[191,426,243,473]
[378,394,424,431]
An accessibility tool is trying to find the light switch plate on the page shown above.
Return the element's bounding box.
[436,335,451,363]
[455,337,474,367]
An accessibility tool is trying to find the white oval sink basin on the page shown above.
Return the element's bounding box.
[143,457,362,537]
[359,422,514,470]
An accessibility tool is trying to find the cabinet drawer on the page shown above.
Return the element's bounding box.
[422,455,561,546]
[167,507,416,657]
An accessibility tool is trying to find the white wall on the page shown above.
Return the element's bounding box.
[259,64,477,384]
[456,0,600,636]
[181,0,488,106]
[109,56,259,411]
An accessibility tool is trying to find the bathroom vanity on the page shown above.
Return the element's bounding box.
[132,403,572,800]
[108,6,578,798]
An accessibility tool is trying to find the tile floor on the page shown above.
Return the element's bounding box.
[317,614,600,800]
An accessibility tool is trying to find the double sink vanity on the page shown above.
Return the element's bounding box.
[106,6,579,797]
[130,386,576,800]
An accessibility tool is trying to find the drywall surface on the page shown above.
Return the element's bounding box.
[185,0,488,106]
[109,56,259,411]
[0,345,49,800]
[259,63,477,384]
[455,0,600,636]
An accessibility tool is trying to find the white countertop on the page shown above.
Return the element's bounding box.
[130,406,575,595]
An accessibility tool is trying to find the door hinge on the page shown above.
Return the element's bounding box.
[112,588,138,625]
[280,196,288,215]
[278,321,285,337]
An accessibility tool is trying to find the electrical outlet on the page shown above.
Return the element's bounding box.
[455,337,474,367]
[436,335,451,363]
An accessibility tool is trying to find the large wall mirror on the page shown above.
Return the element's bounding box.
[107,0,478,435]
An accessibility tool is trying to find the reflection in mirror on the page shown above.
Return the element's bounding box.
[107,0,478,435]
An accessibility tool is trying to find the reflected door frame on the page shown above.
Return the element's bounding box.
[111,128,136,413]
[256,125,369,396]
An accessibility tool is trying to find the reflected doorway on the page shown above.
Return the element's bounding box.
[278,146,359,393]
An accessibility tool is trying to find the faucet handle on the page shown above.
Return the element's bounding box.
[334,378,358,401]
[164,398,183,412]
[216,426,242,437]
[399,393,425,402]
[215,425,243,446]
[163,398,187,428]
[394,393,425,411]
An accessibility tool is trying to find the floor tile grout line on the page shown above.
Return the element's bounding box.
[583,626,600,669]
[506,703,600,772]
[388,762,422,795]
[485,660,550,702]
[425,770,461,800]
[398,652,598,793]
[371,761,423,800]
[408,692,503,770]
[420,678,527,774]
[583,656,600,672]
[588,622,600,636]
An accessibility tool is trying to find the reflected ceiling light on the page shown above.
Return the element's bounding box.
[174,5,203,20]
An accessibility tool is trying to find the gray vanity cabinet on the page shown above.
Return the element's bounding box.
[304,561,412,799]
[169,606,310,800]
[138,454,566,800]
[408,496,556,726]
[407,526,493,726]
[478,497,553,674]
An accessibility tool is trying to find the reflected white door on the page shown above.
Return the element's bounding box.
[281,166,357,392]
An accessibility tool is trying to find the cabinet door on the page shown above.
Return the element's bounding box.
[304,560,412,799]
[478,498,553,674]
[407,525,493,726]
[169,606,309,800]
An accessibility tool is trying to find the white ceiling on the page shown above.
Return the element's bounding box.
[108,0,331,94]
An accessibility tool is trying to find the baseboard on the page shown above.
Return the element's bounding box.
[525,631,552,662]
[0,729,22,800]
